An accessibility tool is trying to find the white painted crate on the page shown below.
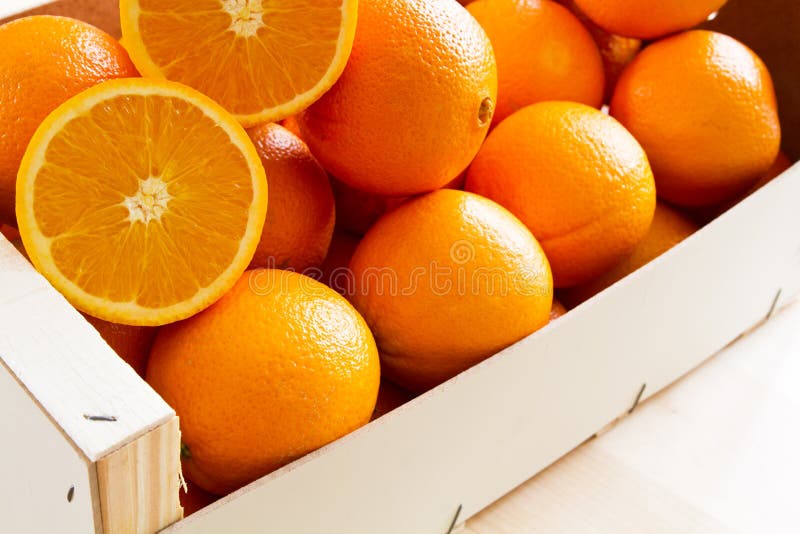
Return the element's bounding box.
[1,0,798,532]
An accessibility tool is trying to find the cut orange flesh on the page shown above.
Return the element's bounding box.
[120,0,358,126]
[16,79,268,326]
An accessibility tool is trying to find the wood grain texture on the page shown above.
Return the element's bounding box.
[465,300,800,533]
[97,417,183,533]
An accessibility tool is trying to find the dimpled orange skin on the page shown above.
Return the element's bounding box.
[246,123,335,272]
[573,0,727,39]
[467,101,656,288]
[610,31,781,208]
[349,190,553,393]
[467,0,604,126]
[560,203,699,307]
[0,16,139,225]
[298,0,497,196]
[147,269,380,495]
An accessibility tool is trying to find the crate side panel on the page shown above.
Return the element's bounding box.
[0,236,174,462]
[0,359,99,533]
[167,165,800,533]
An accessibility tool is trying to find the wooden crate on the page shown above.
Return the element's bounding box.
[1,0,798,532]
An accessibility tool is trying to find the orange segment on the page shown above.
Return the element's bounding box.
[120,0,358,126]
[16,79,267,326]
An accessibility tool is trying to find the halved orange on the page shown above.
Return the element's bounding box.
[16,79,268,326]
[120,0,359,126]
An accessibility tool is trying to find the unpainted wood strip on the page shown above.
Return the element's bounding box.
[97,417,183,534]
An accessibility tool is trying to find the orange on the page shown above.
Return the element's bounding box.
[331,179,409,236]
[550,299,567,321]
[83,315,158,377]
[247,123,335,272]
[561,203,698,307]
[372,379,414,420]
[555,0,641,102]
[573,0,727,39]
[467,0,604,125]
[466,101,656,288]
[349,189,552,392]
[1,225,19,242]
[318,230,360,297]
[298,0,497,196]
[0,15,139,226]
[332,173,466,236]
[16,79,267,326]
[610,30,781,207]
[120,0,357,126]
[180,481,218,518]
[147,269,380,495]
[694,151,794,223]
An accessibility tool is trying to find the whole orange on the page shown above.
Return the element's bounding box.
[610,30,781,207]
[349,189,552,392]
[0,15,138,225]
[560,203,698,307]
[573,0,727,39]
[298,0,497,196]
[246,123,335,273]
[467,0,604,125]
[147,269,379,495]
[84,314,157,377]
[466,101,656,288]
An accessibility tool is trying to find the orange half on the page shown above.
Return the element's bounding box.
[120,0,359,126]
[16,79,268,326]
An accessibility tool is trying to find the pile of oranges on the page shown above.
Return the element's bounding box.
[0,0,789,504]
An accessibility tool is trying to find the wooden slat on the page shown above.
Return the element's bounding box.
[165,164,800,533]
[97,417,183,534]
[464,300,800,533]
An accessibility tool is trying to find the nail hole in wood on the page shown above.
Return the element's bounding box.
[67,486,75,503]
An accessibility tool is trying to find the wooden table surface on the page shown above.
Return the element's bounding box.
[462,299,800,533]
